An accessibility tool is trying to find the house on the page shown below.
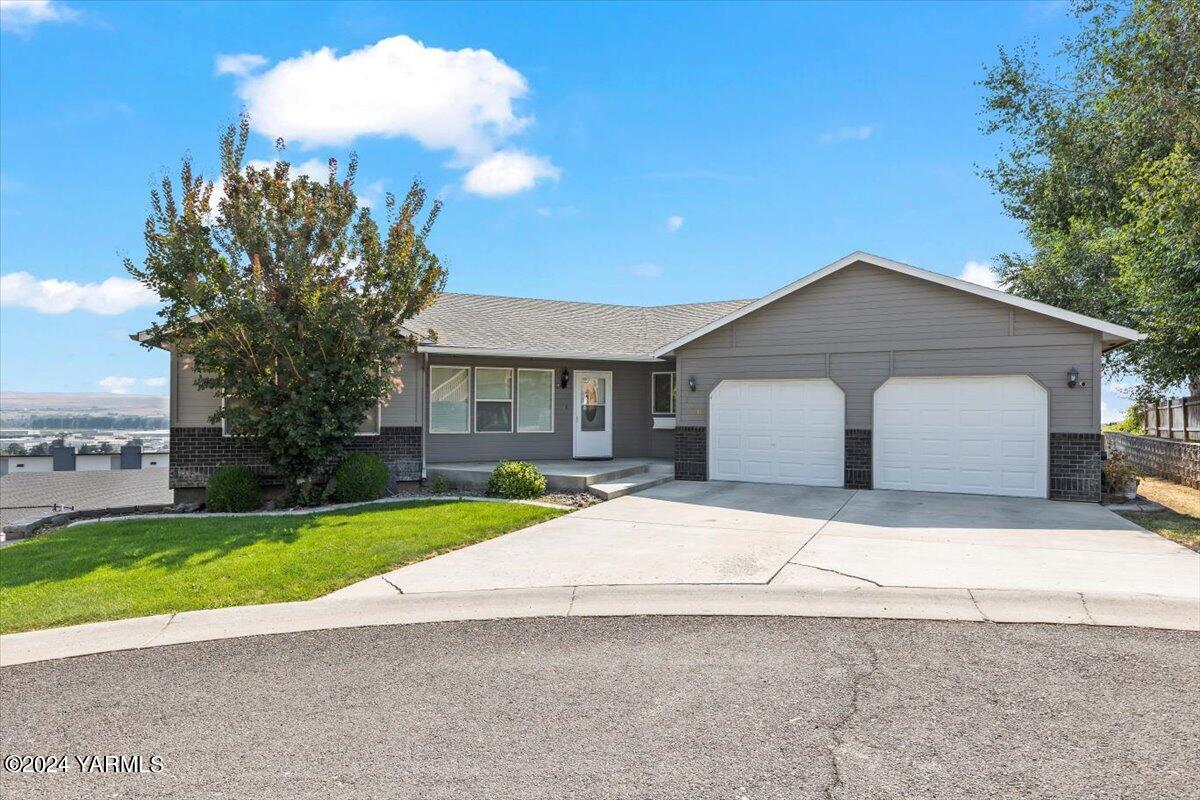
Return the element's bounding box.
[149,252,1143,503]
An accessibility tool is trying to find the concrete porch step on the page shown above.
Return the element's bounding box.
[587,467,675,500]
[427,459,671,493]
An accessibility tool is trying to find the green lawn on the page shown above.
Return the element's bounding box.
[0,500,564,634]
[1118,510,1200,551]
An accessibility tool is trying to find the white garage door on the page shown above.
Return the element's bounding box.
[709,379,844,486]
[874,376,1048,498]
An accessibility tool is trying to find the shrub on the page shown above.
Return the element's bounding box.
[486,460,547,499]
[1103,404,1145,435]
[432,474,450,494]
[331,453,391,504]
[1102,450,1140,495]
[205,465,261,512]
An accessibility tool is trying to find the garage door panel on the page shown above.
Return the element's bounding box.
[709,379,844,486]
[874,376,1047,498]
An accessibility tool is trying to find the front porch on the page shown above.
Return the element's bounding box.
[427,458,673,497]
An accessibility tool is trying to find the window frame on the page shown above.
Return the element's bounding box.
[651,371,677,416]
[516,368,555,434]
[428,365,472,434]
[220,395,246,438]
[354,402,382,437]
[473,366,514,434]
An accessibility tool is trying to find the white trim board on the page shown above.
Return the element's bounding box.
[417,345,664,362]
[652,251,1145,357]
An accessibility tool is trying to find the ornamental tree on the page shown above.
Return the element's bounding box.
[979,0,1199,400]
[128,116,446,501]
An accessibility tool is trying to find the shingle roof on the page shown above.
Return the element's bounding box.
[409,293,752,360]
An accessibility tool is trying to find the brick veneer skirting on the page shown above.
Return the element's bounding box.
[1104,431,1200,490]
[170,426,423,490]
[675,426,707,481]
[845,429,872,489]
[1048,432,1103,502]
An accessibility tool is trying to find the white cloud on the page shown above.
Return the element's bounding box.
[626,262,663,279]
[958,260,1002,291]
[0,272,159,314]
[143,377,167,388]
[229,35,529,156]
[666,215,684,233]
[462,150,559,197]
[819,125,873,144]
[214,52,268,77]
[0,0,78,34]
[222,35,557,196]
[99,376,136,394]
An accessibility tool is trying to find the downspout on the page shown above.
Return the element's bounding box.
[421,351,428,481]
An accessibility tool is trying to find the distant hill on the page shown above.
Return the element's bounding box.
[0,392,169,428]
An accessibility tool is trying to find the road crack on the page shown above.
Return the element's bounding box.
[380,576,404,595]
[822,626,881,800]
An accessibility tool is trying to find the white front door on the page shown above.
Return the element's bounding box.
[708,379,845,486]
[873,375,1048,498]
[573,370,613,459]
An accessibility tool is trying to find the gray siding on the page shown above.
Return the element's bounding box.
[380,353,422,426]
[425,355,668,462]
[171,350,423,428]
[676,262,1100,433]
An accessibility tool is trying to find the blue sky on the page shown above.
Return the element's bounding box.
[0,0,1133,419]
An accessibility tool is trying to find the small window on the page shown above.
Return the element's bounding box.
[355,404,381,436]
[652,372,676,415]
[430,366,470,433]
[517,369,554,433]
[475,367,513,433]
[221,395,250,437]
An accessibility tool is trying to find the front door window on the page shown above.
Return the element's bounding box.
[580,376,607,431]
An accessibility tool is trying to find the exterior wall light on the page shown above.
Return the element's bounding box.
[1066,367,1080,388]
[560,368,571,389]
[688,375,697,392]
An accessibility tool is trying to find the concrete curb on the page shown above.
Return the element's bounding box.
[2,584,1195,667]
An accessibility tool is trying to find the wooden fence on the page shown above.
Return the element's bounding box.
[1143,396,1200,441]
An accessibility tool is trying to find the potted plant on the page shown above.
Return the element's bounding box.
[1101,451,1140,501]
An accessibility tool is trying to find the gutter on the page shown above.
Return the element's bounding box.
[417,345,665,362]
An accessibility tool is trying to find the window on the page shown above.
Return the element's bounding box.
[355,404,381,436]
[430,366,470,433]
[221,395,250,437]
[652,372,676,415]
[517,369,554,433]
[475,367,514,432]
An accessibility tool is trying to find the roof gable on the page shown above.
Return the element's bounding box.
[653,251,1144,356]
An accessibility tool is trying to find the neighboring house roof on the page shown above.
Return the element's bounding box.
[652,251,1146,357]
[410,294,752,361]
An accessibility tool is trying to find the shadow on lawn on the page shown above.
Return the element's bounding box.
[0,500,470,590]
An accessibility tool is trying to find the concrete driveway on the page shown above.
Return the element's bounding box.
[371,481,1200,598]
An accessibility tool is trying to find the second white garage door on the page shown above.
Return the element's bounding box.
[873,375,1048,498]
[709,379,844,486]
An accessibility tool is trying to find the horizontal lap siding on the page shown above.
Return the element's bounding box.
[892,344,1096,433]
[425,355,662,462]
[173,350,423,427]
[675,262,1100,433]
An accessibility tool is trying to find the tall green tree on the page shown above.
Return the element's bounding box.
[980,0,1199,400]
[129,116,446,501]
